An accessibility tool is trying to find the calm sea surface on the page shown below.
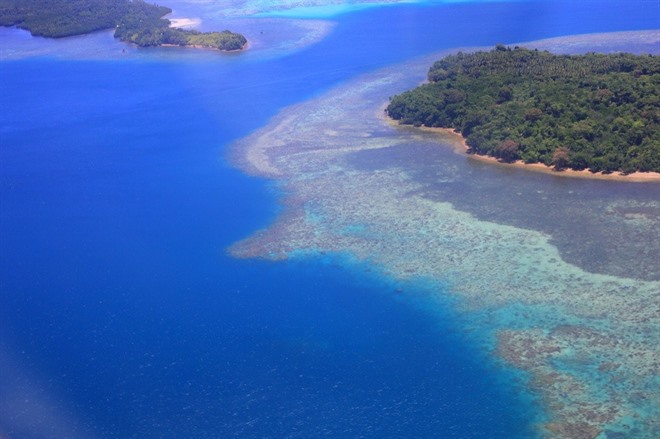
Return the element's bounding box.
[1,1,658,437]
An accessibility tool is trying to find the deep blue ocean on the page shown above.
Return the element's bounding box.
[1,1,658,437]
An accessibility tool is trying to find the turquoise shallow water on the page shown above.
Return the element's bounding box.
[0,58,540,438]
[350,139,660,281]
[1,1,659,438]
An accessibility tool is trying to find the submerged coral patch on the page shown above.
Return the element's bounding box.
[229,31,660,438]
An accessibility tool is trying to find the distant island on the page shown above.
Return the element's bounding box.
[0,0,247,51]
[387,46,659,174]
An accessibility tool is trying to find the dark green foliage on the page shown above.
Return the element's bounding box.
[113,0,173,46]
[387,46,660,173]
[184,30,247,51]
[0,0,170,38]
[0,0,246,51]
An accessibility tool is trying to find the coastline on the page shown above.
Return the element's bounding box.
[165,16,248,52]
[395,122,660,183]
[6,0,660,436]
[229,30,660,438]
[168,17,201,29]
[160,41,249,52]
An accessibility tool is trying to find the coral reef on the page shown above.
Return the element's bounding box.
[229,32,660,438]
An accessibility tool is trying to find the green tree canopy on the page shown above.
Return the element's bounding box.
[387,47,660,173]
[0,0,246,51]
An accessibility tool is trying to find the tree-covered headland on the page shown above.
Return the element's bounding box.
[0,0,247,51]
[387,46,660,174]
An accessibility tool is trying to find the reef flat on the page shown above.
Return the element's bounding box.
[229,31,660,438]
[199,0,424,18]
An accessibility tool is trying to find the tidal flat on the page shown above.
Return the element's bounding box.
[230,31,660,439]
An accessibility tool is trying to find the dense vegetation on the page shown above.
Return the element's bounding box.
[0,0,247,51]
[387,46,660,173]
[113,4,247,50]
[0,0,147,37]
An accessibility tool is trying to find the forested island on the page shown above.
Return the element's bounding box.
[387,46,660,174]
[0,0,247,51]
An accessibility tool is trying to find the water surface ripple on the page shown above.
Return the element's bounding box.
[230,31,660,439]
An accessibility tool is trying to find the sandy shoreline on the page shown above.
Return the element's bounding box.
[164,17,248,52]
[160,41,249,52]
[229,30,660,438]
[168,17,202,29]
[394,122,660,183]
